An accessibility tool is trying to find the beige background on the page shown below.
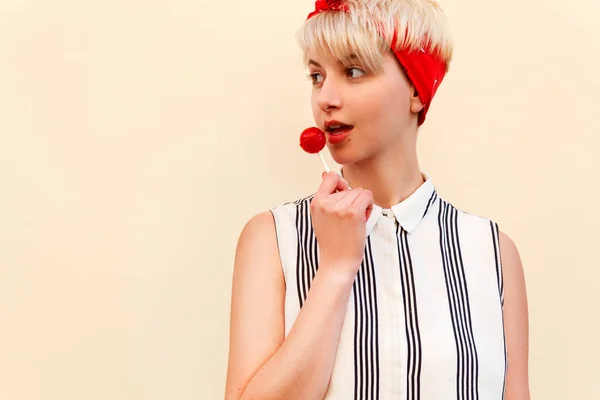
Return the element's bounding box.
[1,0,598,399]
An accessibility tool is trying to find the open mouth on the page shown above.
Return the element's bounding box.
[325,124,354,135]
[324,122,354,144]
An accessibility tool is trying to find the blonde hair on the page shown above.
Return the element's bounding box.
[297,0,453,73]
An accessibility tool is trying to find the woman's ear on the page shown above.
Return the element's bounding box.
[410,88,424,113]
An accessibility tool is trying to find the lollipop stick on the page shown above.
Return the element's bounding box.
[318,152,331,173]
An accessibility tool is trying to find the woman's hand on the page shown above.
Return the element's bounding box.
[310,171,374,275]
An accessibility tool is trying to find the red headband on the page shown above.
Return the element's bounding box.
[306,0,447,125]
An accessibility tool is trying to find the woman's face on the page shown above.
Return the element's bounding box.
[307,50,423,165]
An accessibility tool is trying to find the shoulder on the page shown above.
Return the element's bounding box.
[437,196,490,223]
[498,230,522,270]
[234,211,281,276]
[436,196,523,271]
[239,190,316,242]
[498,230,527,295]
[272,193,317,210]
[233,211,284,297]
[437,197,498,236]
[235,194,316,269]
[236,211,278,255]
[452,202,523,273]
[269,193,317,225]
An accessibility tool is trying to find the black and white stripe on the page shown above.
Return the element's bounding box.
[294,198,381,399]
[422,189,439,218]
[277,182,507,399]
[490,221,508,399]
[396,225,422,400]
[438,201,480,400]
[294,196,319,308]
[353,237,380,400]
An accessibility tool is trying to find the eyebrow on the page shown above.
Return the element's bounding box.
[308,54,360,68]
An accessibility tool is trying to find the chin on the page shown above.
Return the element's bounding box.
[327,143,367,166]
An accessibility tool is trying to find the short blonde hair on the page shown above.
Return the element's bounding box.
[297,0,453,73]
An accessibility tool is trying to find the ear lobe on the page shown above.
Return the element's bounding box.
[410,89,424,113]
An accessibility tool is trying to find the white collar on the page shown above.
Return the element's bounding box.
[361,172,438,236]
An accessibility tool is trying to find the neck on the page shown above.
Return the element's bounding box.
[341,134,424,209]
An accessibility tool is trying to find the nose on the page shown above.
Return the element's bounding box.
[316,76,343,112]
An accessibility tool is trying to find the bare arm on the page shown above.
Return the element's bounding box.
[224,212,358,400]
[224,211,285,399]
[499,231,530,400]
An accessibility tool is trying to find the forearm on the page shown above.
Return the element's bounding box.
[238,267,356,400]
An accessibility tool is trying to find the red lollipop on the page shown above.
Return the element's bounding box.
[300,127,325,153]
[299,127,330,172]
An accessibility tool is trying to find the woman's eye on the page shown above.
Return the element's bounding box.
[310,73,324,84]
[347,67,366,78]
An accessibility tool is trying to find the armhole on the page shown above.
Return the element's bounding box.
[269,205,296,285]
[490,220,505,308]
[490,220,509,395]
[269,209,286,283]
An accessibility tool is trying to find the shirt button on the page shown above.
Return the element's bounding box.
[382,209,394,219]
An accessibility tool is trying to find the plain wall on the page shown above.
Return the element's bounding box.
[1,0,599,398]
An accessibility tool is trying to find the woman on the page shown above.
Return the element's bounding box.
[225,1,530,399]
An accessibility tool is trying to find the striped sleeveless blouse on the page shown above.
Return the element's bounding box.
[269,172,507,400]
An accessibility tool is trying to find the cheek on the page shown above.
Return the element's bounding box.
[384,75,410,103]
[378,83,411,122]
[357,85,407,125]
[350,87,411,145]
